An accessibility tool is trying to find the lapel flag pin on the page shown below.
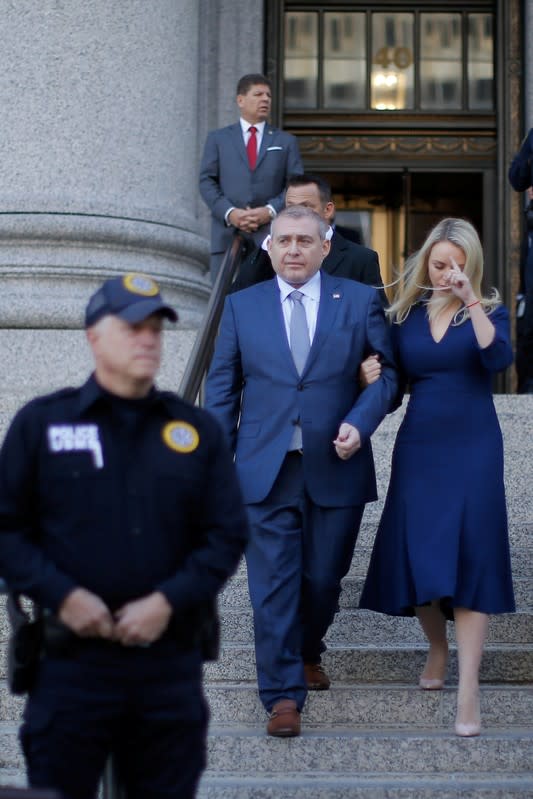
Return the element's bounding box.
[333,293,341,299]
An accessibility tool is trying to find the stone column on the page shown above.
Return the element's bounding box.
[0,0,267,407]
[0,0,215,398]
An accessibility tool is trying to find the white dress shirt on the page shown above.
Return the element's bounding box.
[276,271,321,349]
[239,117,266,152]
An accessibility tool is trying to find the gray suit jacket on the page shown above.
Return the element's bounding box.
[199,122,303,254]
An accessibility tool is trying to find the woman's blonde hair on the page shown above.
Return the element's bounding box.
[387,217,500,324]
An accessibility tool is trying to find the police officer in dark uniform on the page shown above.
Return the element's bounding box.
[0,273,249,799]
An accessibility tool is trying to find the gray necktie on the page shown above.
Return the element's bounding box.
[289,290,310,375]
[288,291,309,451]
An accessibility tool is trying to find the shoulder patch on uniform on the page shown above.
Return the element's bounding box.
[162,421,200,454]
[123,273,159,297]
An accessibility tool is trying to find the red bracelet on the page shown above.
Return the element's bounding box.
[466,300,481,308]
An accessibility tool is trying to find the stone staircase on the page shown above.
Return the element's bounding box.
[197,395,533,798]
[0,396,532,797]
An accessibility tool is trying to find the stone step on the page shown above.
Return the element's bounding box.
[217,609,533,645]
[1,643,521,685]
[0,769,25,788]
[0,722,22,770]
[203,683,533,729]
[2,729,532,799]
[198,773,533,799]
[204,644,533,684]
[1,623,531,688]
[218,609,533,646]
[2,681,531,729]
[219,573,533,612]
[203,728,533,775]
[6,724,530,782]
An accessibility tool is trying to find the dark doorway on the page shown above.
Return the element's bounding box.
[322,170,486,288]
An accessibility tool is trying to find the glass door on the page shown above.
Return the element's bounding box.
[324,171,486,296]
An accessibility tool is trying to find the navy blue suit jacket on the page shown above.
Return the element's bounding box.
[205,273,397,507]
[199,122,303,253]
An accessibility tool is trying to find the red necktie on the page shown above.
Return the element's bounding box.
[246,126,257,170]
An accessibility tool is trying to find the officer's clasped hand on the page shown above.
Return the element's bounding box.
[59,587,173,647]
[113,592,173,647]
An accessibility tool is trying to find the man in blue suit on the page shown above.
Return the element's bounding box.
[206,206,397,736]
[199,73,303,282]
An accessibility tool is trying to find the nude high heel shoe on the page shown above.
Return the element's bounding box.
[419,676,445,690]
[418,645,448,691]
[455,691,481,737]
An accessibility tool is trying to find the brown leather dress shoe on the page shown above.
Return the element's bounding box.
[267,699,301,737]
[304,662,331,691]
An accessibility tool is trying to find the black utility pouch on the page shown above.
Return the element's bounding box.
[6,594,43,695]
[171,598,221,661]
[42,613,77,657]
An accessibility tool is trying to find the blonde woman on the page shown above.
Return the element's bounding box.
[360,218,515,737]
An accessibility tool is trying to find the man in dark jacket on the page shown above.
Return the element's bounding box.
[231,173,385,302]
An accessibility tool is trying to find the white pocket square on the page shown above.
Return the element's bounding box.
[267,146,283,151]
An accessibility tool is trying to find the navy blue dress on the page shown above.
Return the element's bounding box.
[360,303,515,617]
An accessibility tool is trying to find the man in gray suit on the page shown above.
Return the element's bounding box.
[199,73,303,282]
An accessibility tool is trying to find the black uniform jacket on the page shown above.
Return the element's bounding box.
[0,376,248,621]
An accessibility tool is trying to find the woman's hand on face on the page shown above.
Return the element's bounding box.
[445,257,477,305]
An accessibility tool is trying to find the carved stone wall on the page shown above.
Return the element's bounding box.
[299,134,496,169]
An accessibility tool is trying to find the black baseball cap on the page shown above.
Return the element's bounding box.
[85,273,178,328]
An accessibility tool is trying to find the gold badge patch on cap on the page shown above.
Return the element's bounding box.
[123,273,159,297]
[162,421,200,454]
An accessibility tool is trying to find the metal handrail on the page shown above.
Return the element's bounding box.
[179,234,244,402]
